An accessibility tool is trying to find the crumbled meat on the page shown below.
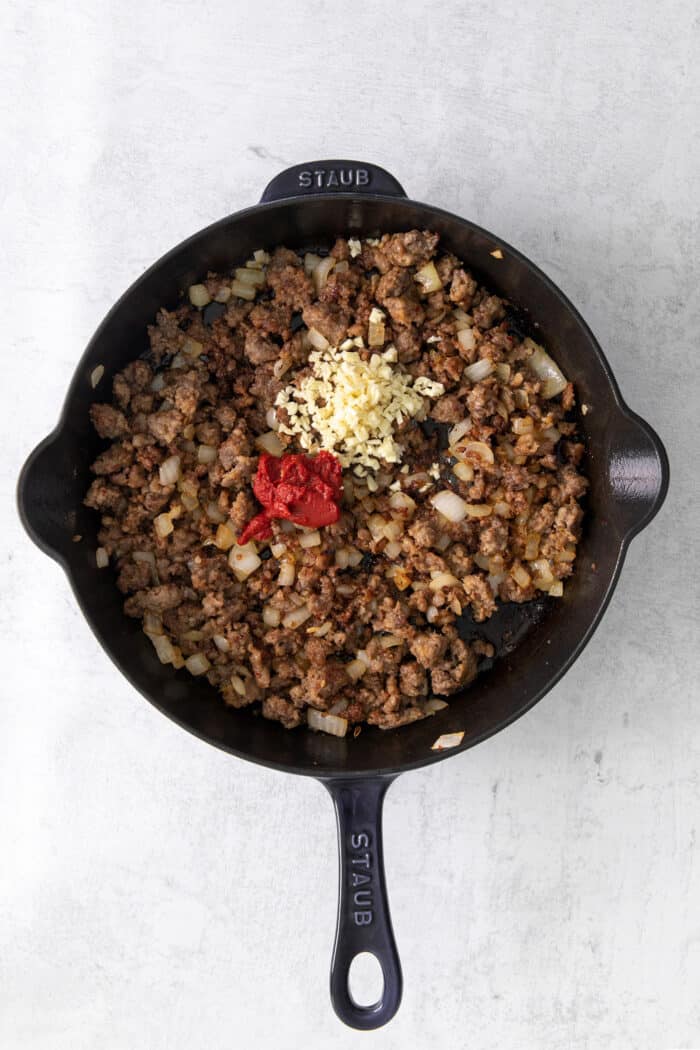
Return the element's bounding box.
[84,229,587,732]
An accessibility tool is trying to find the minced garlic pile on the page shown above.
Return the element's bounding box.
[275,342,444,471]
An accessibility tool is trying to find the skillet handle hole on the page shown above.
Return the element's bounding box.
[348,952,384,1009]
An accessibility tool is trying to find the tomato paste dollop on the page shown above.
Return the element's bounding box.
[238,451,343,545]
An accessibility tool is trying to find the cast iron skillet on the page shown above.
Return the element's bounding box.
[17,161,669,1029]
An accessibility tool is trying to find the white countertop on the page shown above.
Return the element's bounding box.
[1,3,698,1047]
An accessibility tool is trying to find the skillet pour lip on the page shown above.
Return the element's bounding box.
[16,184,669,779]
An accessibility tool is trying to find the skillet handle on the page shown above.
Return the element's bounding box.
[260,160,406,203]
[322,775,402,1029]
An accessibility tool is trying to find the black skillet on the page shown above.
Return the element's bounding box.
[17,161,669,1029]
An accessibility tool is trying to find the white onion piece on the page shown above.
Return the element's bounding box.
[464,358,494,383]
[133,550,155,565]
[256,431,284,456]
[524,338,568,398]
[183,337,203,358]
[549,580,564,597]
[270,542,287,559]
[307,327,330,350]
[230,280,256,301]
[461,440,495,465]
[426,605,439,623]
[512,564,532,588]
[206,502,227,524]
[150,373,166,392]
[464,503,492,518]
[304,252,322,275]
[431,731,464,750]
[429,572,461,590]
[299,530,321,548]
[151,633,176,664]
[452,308,472,330]
[384,540,402,559]
[215,522,237,550]
[185,653,210,676]
[335,548,350,569]
[266,407,279,431]
[307,708,348,737]
[414,261,442,293]
[95,547,109,568]
[388,491,417,514]
[453,461,474,482]
[278,558,295,586]
[230,674,247,697]
[213,634,230,652]
[457,328,476,353]
[188,284,211,307]
[143,610,163,635]
[448,419,472,447]
[424,698,449,714]
[234,267,265,287]
[90,365,104,388]
[346,658,369,681]
[197,445,217,464]
[262,606,281,627]
[313,256,335,294]
[379,634,403,649]
[346,549,363,567]
[430,490,470,523]
[159,455,181,485]
[282,604,312,629]
[228,543,262,581]
[154,513,174,538]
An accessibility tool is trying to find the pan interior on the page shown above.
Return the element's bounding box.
[22,196,637,776]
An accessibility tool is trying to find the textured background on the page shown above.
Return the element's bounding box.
[2,2,699,1048]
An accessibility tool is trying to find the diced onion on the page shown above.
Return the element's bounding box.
[256,431,284,456]
[464,358,494,383]
[188,284,211,307]
[429,572,461,590]
[194,446,217,468]
[183,337,203,358]
[307,327,329,350]
[549,580,564,597]
[159,455,181,485]
[424,698,449,714]
[214,285,232,302]
[230,674,247,697]
[512,416,534,435]
[266,407,279,431]
[457,328,476,353]
[452,308,472,331]
[154,513,174,538]
[368,320,385,347]
[388,491,416,514]
[426,605,439,623]
[335,548,350,569]
[278,557,295,586]
[464,503,492,518]
[431,731,465,750]
[185,653,211,676]
[414,261,442,294]
[448,419,472,447]
[453,461,474,482]
[530,559,554,589]
[229,543,262,581]
[307,708,348,737]
[346,549,363,567]
[384,540,402,559]
[430,490,470,523]
[206,502,227,524]
[282,604,312,629]
[150,374,166,392]
[151,633,176,664]
[495,362,511,381]
[213,634,231,652]
[346,658,369,681]
[524,338,568,398]
[234,267,265,287]
[461,441,495,465]
[95,547,109,568]
[304,253,322,275]
[262,606,281,627]
[512,564,532,588]
[379,634,403,649]
[313,256,335,294]
[299,529,321,548]
[90,364,104,388]
[524,533,540,560]
[215,522,237,551]
[143,610,163,635]
[493,500,510,517]
[230,280,256,301]
[311,621,332,638]
[270,542,287,558]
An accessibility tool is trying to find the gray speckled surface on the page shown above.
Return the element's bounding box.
[1,2,699,1047]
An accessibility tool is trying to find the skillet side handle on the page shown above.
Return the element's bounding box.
[322,775,402,1030]
[260,160,406,203]
[607,408,670,541]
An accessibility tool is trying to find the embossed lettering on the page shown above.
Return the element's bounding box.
[327,170,339,187]
[353,889,372,906]
[348,830,374,926]
[354,911,372,926]
[356,169,369,186]
[298,171,312,188]
[340,170,353,186]
[351,872,370,887]
[351,852,371,869]
[313,169,325,187]
[351,832,369,849]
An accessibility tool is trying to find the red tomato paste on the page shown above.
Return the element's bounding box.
[238,451,343,545]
